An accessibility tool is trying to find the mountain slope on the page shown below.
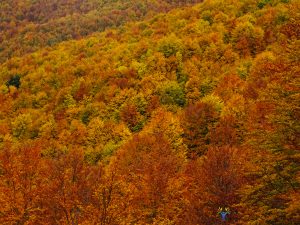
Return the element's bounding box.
[0,0,299,224]
[0,0,202,62]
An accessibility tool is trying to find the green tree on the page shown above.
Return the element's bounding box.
[158,81,186,107]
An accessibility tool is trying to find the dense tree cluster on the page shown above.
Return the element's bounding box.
[0,0,299,224]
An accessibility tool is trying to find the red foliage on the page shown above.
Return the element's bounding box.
[181,102,219,156]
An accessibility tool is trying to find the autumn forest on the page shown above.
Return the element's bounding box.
[0,0,299,224]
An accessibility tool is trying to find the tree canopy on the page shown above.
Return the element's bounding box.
[0,0,299,224]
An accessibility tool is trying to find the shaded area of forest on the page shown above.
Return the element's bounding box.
[0,0,202,63]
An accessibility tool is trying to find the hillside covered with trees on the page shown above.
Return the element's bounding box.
[0,0,299,224]
[0,0,202,62]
